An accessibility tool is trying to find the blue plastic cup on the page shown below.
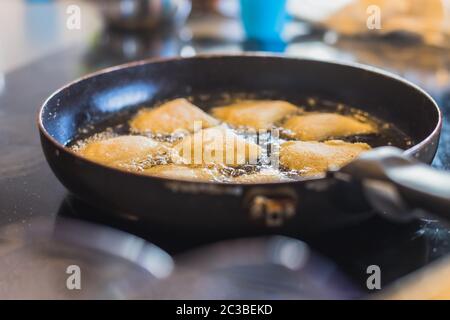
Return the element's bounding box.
[240,0,287,42]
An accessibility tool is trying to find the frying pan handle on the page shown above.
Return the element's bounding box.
[337,147,450,222]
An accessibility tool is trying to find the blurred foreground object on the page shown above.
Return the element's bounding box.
[97,0,191,31]
[289,0,450,48]
[152,237,361,299]
[0,217,173,299]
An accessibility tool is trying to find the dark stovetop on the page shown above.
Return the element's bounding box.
[1,27,450,297]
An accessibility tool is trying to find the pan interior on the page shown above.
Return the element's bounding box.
[61,91,414,184]
[40,57,439,147]
[40,56,440,183]
[67,93,413,150]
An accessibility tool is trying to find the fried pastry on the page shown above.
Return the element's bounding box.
[130,98,219,134]
[280,140,371,175]
[232,168,292,184]
[173,126,262,167]
[144,165,219,182]
[77,135,165,170]
[283,113,376,141]
[212,100,298,129]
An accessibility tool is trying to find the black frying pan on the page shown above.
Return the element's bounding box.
[38,54,446,243]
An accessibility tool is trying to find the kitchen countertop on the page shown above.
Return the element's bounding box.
[1,0,450,298]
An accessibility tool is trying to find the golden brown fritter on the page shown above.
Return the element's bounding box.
[212,100,298,130]
[144,165,219,182]
[282,113,376,141]
[232,168,292,184]
[173,126,262,167]
[77,135,166,170]
[280,140,371,175]
[75,97,382,183]
[130,98,219,134]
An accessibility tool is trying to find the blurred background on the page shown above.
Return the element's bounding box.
[2,0,450,71]
[1,0,450,299]
[1,0,448,85]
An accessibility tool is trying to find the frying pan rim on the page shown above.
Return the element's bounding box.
[37,53,442,186]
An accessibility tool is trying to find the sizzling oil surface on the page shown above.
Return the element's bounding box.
[69,96,413,183]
